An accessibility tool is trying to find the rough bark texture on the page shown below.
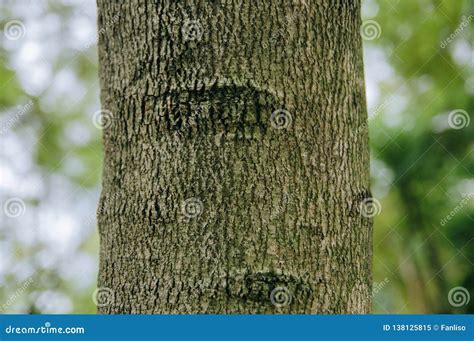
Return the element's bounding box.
[96,0,372,314]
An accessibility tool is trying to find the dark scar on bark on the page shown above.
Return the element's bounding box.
[147,82,286,139]
[225,271,312,306]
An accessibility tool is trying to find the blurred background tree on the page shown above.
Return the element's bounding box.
[0,0,472,313]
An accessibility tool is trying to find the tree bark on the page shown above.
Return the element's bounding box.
[96,0,372,314]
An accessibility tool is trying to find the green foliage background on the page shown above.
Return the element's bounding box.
[0,0,472,313]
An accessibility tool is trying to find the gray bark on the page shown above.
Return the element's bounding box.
[96,0,372,314]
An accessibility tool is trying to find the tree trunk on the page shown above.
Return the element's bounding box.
[96,0,371,314]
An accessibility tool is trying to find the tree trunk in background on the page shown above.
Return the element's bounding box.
[96,0,371,314]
